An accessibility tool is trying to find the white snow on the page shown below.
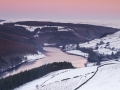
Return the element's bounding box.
[44,43,56,46]
[14,60,120,90]
[86,59,120,67]
[79,63,120,90]
[15,24,66,32]
[94,48,117,55]
[71,20,120,29]
[33,34,39,38]
[100,60,120,65]
[15,24,43,32]
[79,30,120,55]
[24,51,46,62]
[0,19,17,24]
[58,28,72,31]
[66,50,88,58]
[63,44,77,51]
[0,19,40,25]
[14,66,97,90]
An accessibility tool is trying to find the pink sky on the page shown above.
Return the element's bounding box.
[0,0,120,20]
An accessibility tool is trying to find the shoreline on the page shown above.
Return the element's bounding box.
[0,47,87,79]
[0,61,25,77]
[0,57,46,79]
[65,51,88,58]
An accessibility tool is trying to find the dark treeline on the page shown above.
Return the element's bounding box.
[76,46,100,62]
[77,46,120,64]
[0,25,44,73]
[0,61,74,90]
[14,21,118,30]
[39,31,79,44]
[0,56,23,72]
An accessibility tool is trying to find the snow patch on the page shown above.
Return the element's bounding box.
[24,52,46,62]
[79,30,120,55]
[44,43,56,46]
[14,66,97,90]
[66,50,88,58]
[14,60,120,90]
[15,24,43,32]
[79,63,120,90]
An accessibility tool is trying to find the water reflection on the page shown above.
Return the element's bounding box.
[0,47,87,78]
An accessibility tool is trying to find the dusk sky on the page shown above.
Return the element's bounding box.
[0,0,120,21]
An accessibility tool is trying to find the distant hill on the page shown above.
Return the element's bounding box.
[2,21,119,51]
[0,20,5,22]
[4,21,119,44]
[0,24,43,72]
[0,21,119,73]
[0,37,37,56]
[0,25,40,56]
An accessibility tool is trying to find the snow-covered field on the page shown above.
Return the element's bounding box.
[77,20,120,29]
[66,50,88,58]
[14,66,97,90]
[1,20,120,90]
[14,61,120,90]
[79,63,120,90]
[86,59,120,67]
[24,51,46,62]
[79,30,120,55]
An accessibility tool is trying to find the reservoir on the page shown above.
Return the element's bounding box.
[0,47,87,78]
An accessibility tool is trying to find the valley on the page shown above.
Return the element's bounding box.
[0,20,120,90]
[0,21,118,74]
[0,47,87,79]
[1,0,120,90]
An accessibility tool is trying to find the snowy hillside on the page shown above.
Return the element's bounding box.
[77,20,120,29]
[66,50,88,58]
[0,20,16,25]
[15,24,71,32]
[79,63,120,90]
[14,61,120,90]
[79,30,120,55]
[15,24,43,32]
[14,66,97,90]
